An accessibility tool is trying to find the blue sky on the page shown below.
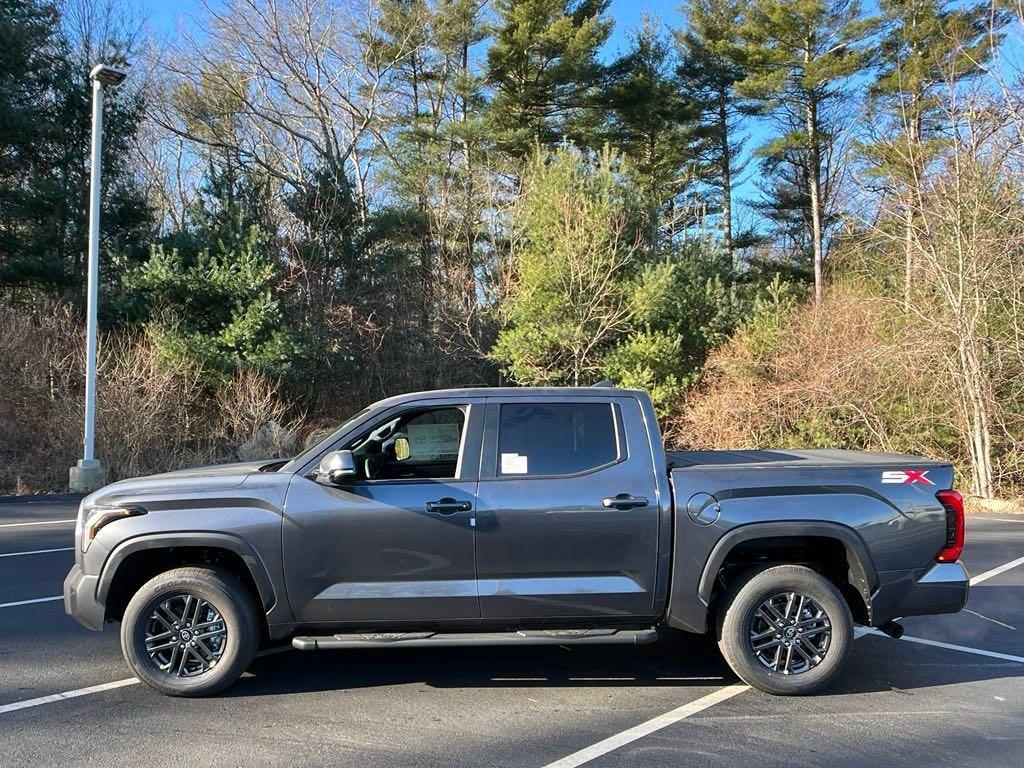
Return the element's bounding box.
[606,0,682,53]
[146,0,685,54]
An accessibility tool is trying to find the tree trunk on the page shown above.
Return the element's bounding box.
[461,39,474,264]
[903,204,914,312]
[959,340,994,499]
[806,95,824,303]
[903,92,923,313]
[718,90,733,258]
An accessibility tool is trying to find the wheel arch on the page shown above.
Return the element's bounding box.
[700,522,878,627]
[98,533,276,623]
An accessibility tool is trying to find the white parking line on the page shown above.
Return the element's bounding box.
[0,678,139,715]
[970,555,1024,585]
[0,547,74,559]
[0,596,62,609]
[861,628,1024,664]
[0,645,291,719]
[540,684,750,768]
[0,519,76,529]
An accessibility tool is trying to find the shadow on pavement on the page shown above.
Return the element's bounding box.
[826,632,1024,696]
[231,631,733,698]
[227,625,1024,700]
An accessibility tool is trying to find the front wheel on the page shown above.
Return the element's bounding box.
[120,566,259,697]
[717,565,853,696]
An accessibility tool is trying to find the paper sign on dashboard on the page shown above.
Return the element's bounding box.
[500,452,528,474]
[407,423,461,459]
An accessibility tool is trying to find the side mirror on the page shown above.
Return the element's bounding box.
[384,435,411,462]
[395,435,410,460]
[318,450,356,484]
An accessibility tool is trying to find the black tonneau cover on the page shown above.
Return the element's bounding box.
[667,448,947,470]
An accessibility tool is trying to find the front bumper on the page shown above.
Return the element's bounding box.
[63,564,104,631]
[871,561,970,626]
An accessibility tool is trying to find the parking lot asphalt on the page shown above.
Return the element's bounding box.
[0,501,1021,768]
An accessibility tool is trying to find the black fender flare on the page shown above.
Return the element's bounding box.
[97,532,277,611]
[698,521,879,615]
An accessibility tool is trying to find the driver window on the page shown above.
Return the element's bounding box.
[345,406,466,481]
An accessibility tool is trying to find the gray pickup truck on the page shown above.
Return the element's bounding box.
[64,386,968,697]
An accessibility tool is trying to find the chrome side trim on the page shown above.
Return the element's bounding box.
[314,580,477,600]
[313,575,646,600]
[477,576,645,596]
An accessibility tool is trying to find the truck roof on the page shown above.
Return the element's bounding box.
[370,385,644,408]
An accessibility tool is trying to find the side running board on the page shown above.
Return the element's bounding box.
[292,628,658,651]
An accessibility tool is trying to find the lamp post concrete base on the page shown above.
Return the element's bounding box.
[70,459,105,493]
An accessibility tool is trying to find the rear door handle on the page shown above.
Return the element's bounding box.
[602,494,649,510]
[426,498,473,515]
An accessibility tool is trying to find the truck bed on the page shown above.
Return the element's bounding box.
[667,448,948,471]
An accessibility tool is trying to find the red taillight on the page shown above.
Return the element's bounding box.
[935,489,965,562]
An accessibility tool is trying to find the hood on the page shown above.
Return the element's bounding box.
[141,459,277,481]
[82,460,278,508]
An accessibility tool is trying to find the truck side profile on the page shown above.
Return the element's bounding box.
[64,386,969,697]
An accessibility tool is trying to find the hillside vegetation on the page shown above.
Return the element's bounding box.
[1,0,1022,503]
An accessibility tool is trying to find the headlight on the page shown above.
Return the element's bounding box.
[81,505,146,552]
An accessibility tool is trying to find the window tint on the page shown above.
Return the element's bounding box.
[347,406,465,481]
[498,403,619,477]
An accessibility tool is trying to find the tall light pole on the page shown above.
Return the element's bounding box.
[70,63,128,494]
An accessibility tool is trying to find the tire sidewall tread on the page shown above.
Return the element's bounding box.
[120,566,259,698]
[718,564,853,696]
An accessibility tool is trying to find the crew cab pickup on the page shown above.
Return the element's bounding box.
[64,386,969,697]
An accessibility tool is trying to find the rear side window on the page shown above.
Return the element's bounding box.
[497,403,620,477]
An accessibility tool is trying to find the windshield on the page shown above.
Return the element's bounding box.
[278,407,373,473]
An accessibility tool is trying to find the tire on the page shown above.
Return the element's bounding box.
[120,566,260,697]
[717,565,852,696]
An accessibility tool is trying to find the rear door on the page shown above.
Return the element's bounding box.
[473,395,662,620]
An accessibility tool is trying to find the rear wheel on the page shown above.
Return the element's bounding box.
[717,565,852,695]
[120,566,259,697]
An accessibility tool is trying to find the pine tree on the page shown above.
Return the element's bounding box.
[369,0,494,385]
[485,0,612,158]
[675,0,758,257]
[0,0,150,294]
[738,0,874,301]
[0,0,59,286]
[603,16,699,252]
[490,147,643,386]
[862,0,1004,309]
[122,159,302,381]
[490,146,745,413]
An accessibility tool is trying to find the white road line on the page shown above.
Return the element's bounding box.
[0,547,74,559]
[861,628,1024,664]
[0,645,292,719]
[540,684,750,768]
[970,555,1024,586]
[0,519,76,529]
[0,596,62,609]
[0,678,139,716]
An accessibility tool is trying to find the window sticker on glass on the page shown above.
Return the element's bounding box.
[407,423,461,459]
[501,452,529,474]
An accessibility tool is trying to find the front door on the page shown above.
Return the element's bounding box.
[474,396,662,620]
[282,401,483,624]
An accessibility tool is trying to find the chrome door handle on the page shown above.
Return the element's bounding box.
[426,498,472,515]
[602,494,649,510]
